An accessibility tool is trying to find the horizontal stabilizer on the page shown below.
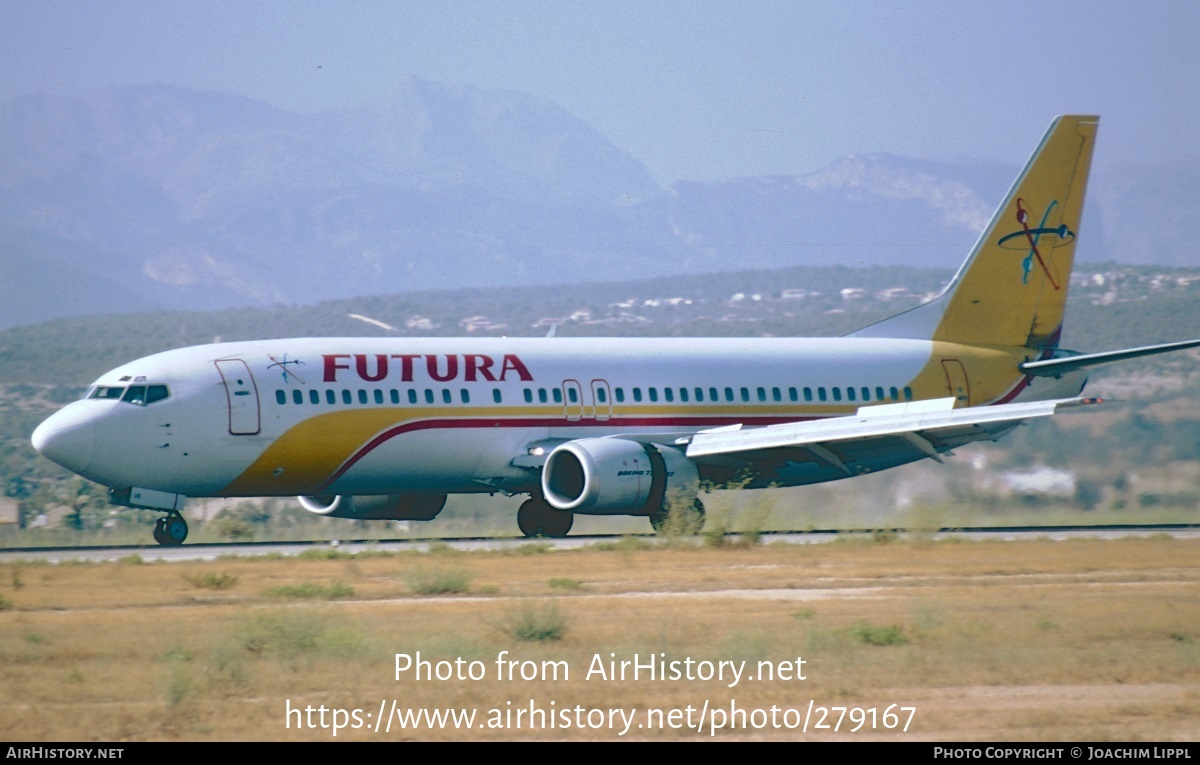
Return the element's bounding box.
[1021,339,1200,377]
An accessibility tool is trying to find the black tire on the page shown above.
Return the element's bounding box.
[162,515,188,545]
[517,499,573,538]
[152,518,169,545]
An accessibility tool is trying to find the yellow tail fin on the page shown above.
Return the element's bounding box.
[853,115,1098,349]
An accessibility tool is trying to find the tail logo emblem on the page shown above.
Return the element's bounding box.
[996,198,1074,290]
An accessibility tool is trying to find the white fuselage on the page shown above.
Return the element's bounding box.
[31,336,1087,500]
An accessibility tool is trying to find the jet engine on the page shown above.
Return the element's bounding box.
[541,438,698,515]
[297,494,447,521]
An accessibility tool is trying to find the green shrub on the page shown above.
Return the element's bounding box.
[851,623,907,646]
[405,566,472,595]
[183,571,239,590]
[501,602,568,642]
[263,581,354,600]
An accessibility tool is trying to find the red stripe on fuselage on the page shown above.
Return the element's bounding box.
[313,413,817,493]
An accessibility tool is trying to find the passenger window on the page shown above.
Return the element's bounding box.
[326,390,336,405]
[756,387,766,402]
[832,387,842,402]
[374,389,384,404]
[904,386,913,401]
[342,390,352,404]
[649,388,658,403]
[740,387,750,402]
[391,389,400,404]
[772,387,782,402]
[567,387,578,404]
[524,389,533,403]
[424,389,434,404]
[861,387,870,401]
[442,389,452,404]
[709,387,719,402]
[804,387,813,402]
[310,390,320,404]
[615,388,625,403]
[461,389,470,404]
[663,388,673,402]
[876,386,885,401]
[552,388,563,404]
[788,387,798,402]
[818,387,827,402]
[408,390,418,404]
[633,388,643,403]
[358,390,368,405]
[679,388,688,402]
[294,390,304,405]
[596,388,608,403]
[275,390,286,405]
[493,389,502,403]
[695,387,705,402]
[724,387,734,402]
[847,387,856,402]
[890,387,899,401]
[538,389,548,403]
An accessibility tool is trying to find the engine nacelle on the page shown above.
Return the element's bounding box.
[297,494,447,521]
[541,438,699,515]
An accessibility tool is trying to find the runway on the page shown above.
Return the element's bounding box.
[2,525,1197,563]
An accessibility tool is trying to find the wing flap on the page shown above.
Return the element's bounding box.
[686,396,1097,459]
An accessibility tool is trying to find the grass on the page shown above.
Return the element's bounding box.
[404,566,473,595]
[850,623,908,646]
[262,581,355,600]
[499,601,569,642]
[0,537,1197,740]
[183,571,240,590]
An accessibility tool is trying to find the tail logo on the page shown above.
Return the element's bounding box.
[996,198,1074,290]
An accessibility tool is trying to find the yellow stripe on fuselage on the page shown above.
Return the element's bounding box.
[220,342,1032,496]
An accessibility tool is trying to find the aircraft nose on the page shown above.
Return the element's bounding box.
[32,406,96,474]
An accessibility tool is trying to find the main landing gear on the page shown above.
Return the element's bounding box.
[517,497,573,538]
[152,511,188,546]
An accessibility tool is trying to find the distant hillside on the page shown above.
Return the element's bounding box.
[2,261,1198,388]
[2,82,1197,328]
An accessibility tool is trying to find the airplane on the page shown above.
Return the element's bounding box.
[30,114,1200,545]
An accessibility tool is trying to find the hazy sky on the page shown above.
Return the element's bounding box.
[3,1,1197,186]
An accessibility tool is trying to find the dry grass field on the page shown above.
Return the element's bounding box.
[0,535,1198,741]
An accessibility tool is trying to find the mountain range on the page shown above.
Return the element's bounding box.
[1,79,1196,329]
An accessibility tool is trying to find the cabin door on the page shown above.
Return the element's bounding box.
[590,379,613,421]
[215,359,261,435]
[561,379,585,422]
[941,359,971,407]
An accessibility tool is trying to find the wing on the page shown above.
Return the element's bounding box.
[680,396,1099,485]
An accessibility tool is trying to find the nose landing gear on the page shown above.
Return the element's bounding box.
[152,512,189,546]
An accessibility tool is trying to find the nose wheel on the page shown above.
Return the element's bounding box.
[153,513,189,546]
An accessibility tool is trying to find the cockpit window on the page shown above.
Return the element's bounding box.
[89,386,126,400]
[116,384,170,407]
[145,385,169,404]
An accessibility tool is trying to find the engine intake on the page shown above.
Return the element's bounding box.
[541,438,698,515]
[297,494,446,521]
